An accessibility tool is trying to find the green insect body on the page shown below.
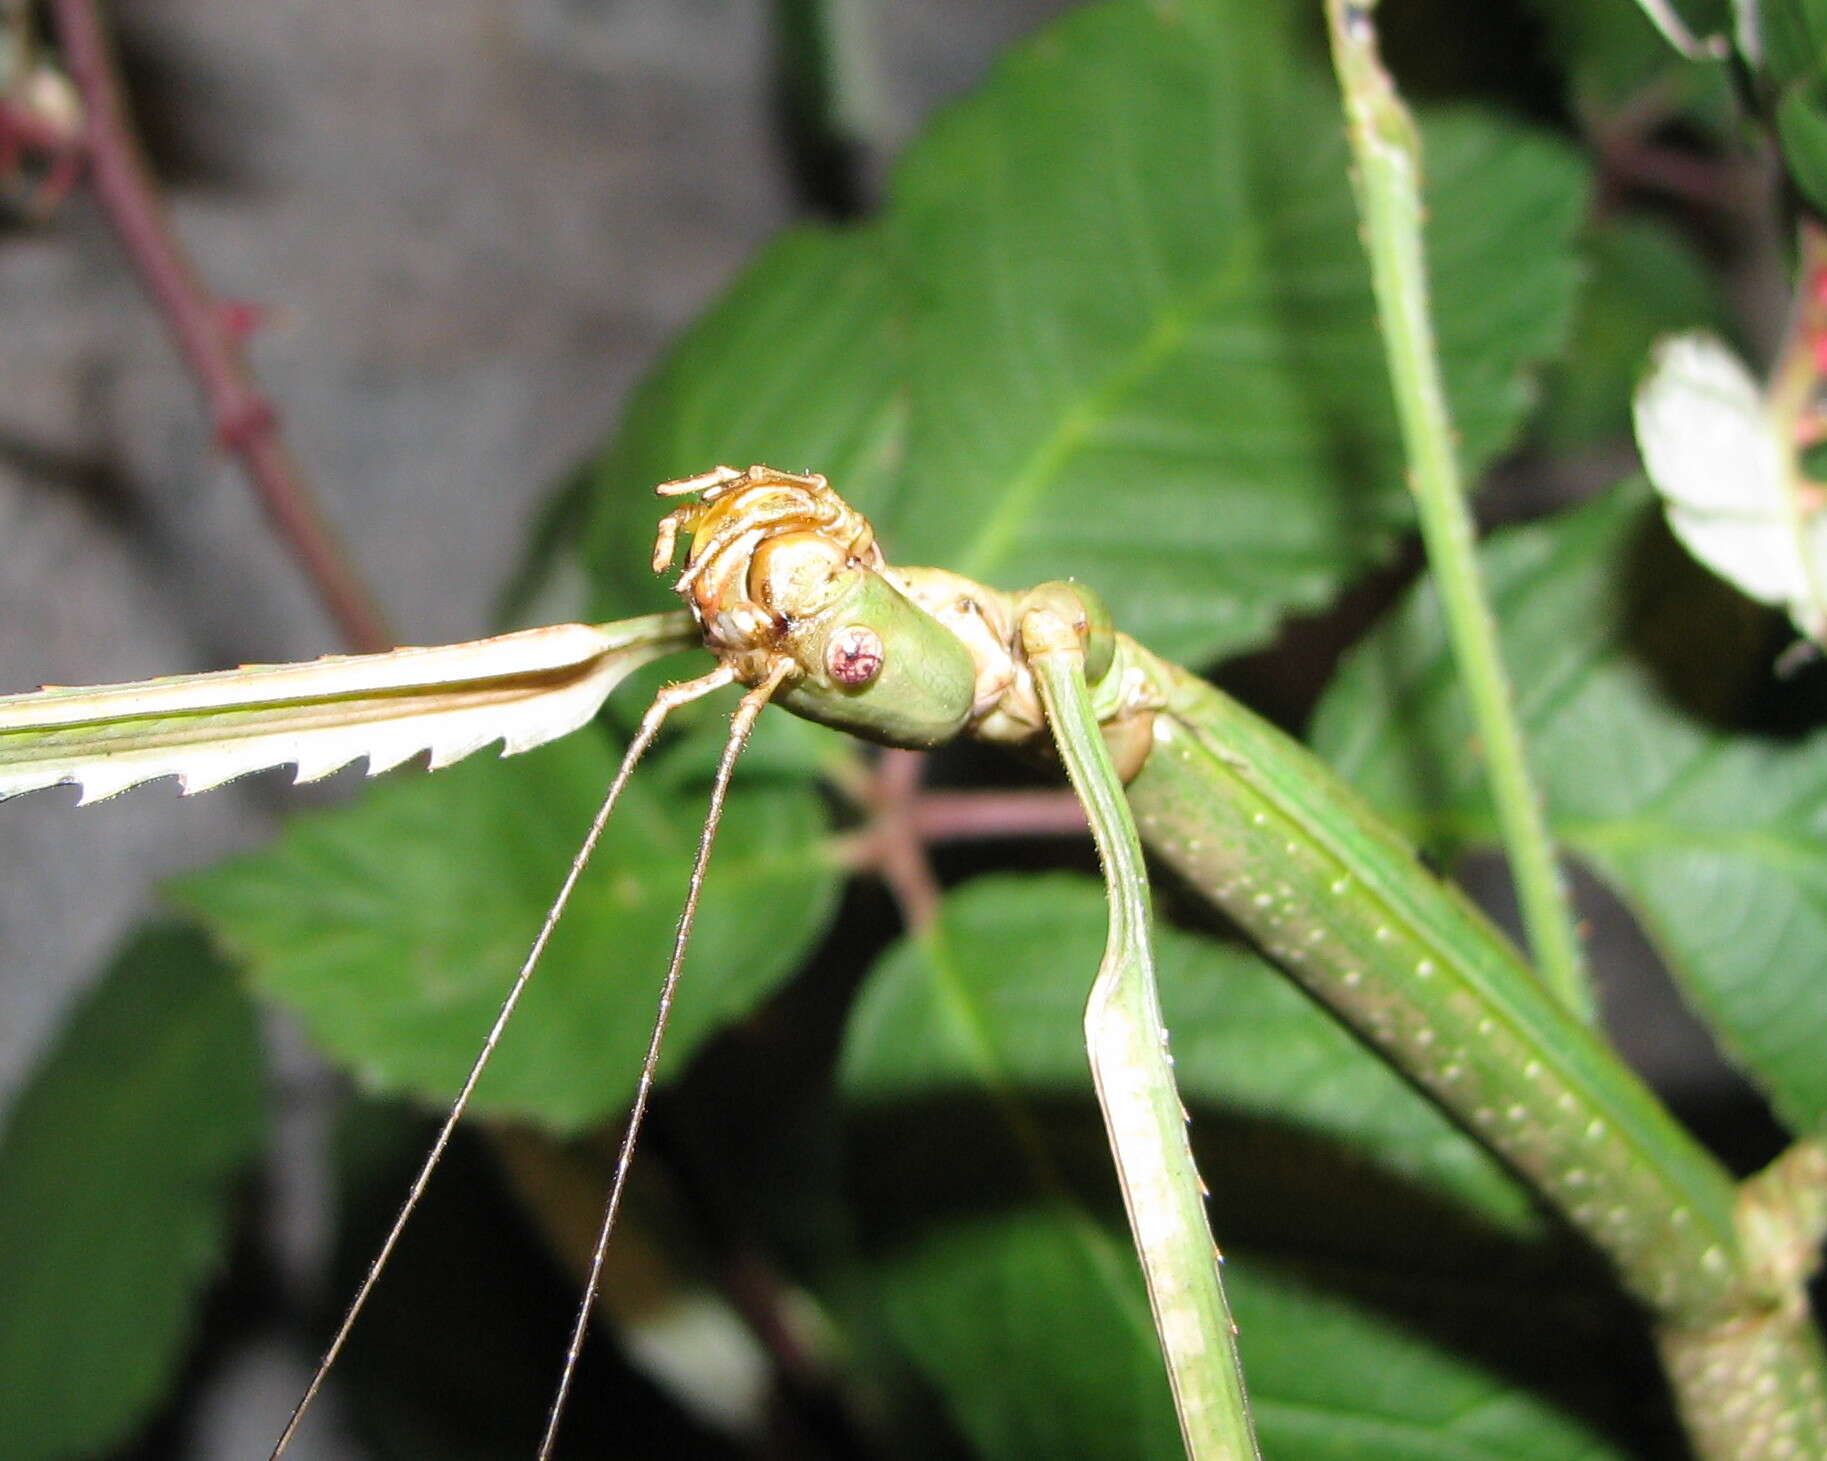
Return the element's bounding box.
[1127,657,1743,1318]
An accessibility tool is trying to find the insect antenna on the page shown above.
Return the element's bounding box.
[268,659,741,1461]
[537,653,794,1460]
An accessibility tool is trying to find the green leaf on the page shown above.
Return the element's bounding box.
[1760,2,1827,214]
[1778,77,1827,217]
[1537,218,1727,452]
[842,876,1636,1460]
[0,925,265,1461]
[880,3,1584,666]
[848,875,1539,1235]
[1227,1260,1634,1461]
[579,226,909,621]
[1763,0,1827,87]
[1313,482,1827,1136]
[173,728,842,1133]
[574,0,1588,668]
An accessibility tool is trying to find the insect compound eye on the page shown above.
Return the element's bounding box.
[825,624,885,687]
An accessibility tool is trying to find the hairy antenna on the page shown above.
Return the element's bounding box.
[268,661,741,1460]
[537,655,793,1459]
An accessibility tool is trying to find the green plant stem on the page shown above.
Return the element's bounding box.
[1324,0,1591,1021]
[1657,1306,1827,1460]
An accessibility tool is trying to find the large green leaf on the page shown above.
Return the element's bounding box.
[1313,482,1827,1136]
[0,926,265,1461]
[1766,0,1827,86]
[173,728,842,1133]
[880,3,1585,666]
[578,0,1588,668]
[579,226,909,621]
[842,877,1638,1460]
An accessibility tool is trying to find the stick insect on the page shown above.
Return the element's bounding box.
[1,466,1822,1459]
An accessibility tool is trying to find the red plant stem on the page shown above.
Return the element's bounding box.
[842,777,1090,917]
[1602,140,1739,211]
[910,788,1087,842]
[50,0,393,653]
[868,749,941,930]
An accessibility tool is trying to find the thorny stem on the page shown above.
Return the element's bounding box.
[1325,0,1592,1021]
[48,0,393,653]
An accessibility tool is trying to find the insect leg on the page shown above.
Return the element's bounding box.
[653,464,747,497]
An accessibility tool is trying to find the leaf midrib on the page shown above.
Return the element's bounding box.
[952,229,1257,585]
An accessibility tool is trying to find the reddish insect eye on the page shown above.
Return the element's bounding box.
[826,624,885,687]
